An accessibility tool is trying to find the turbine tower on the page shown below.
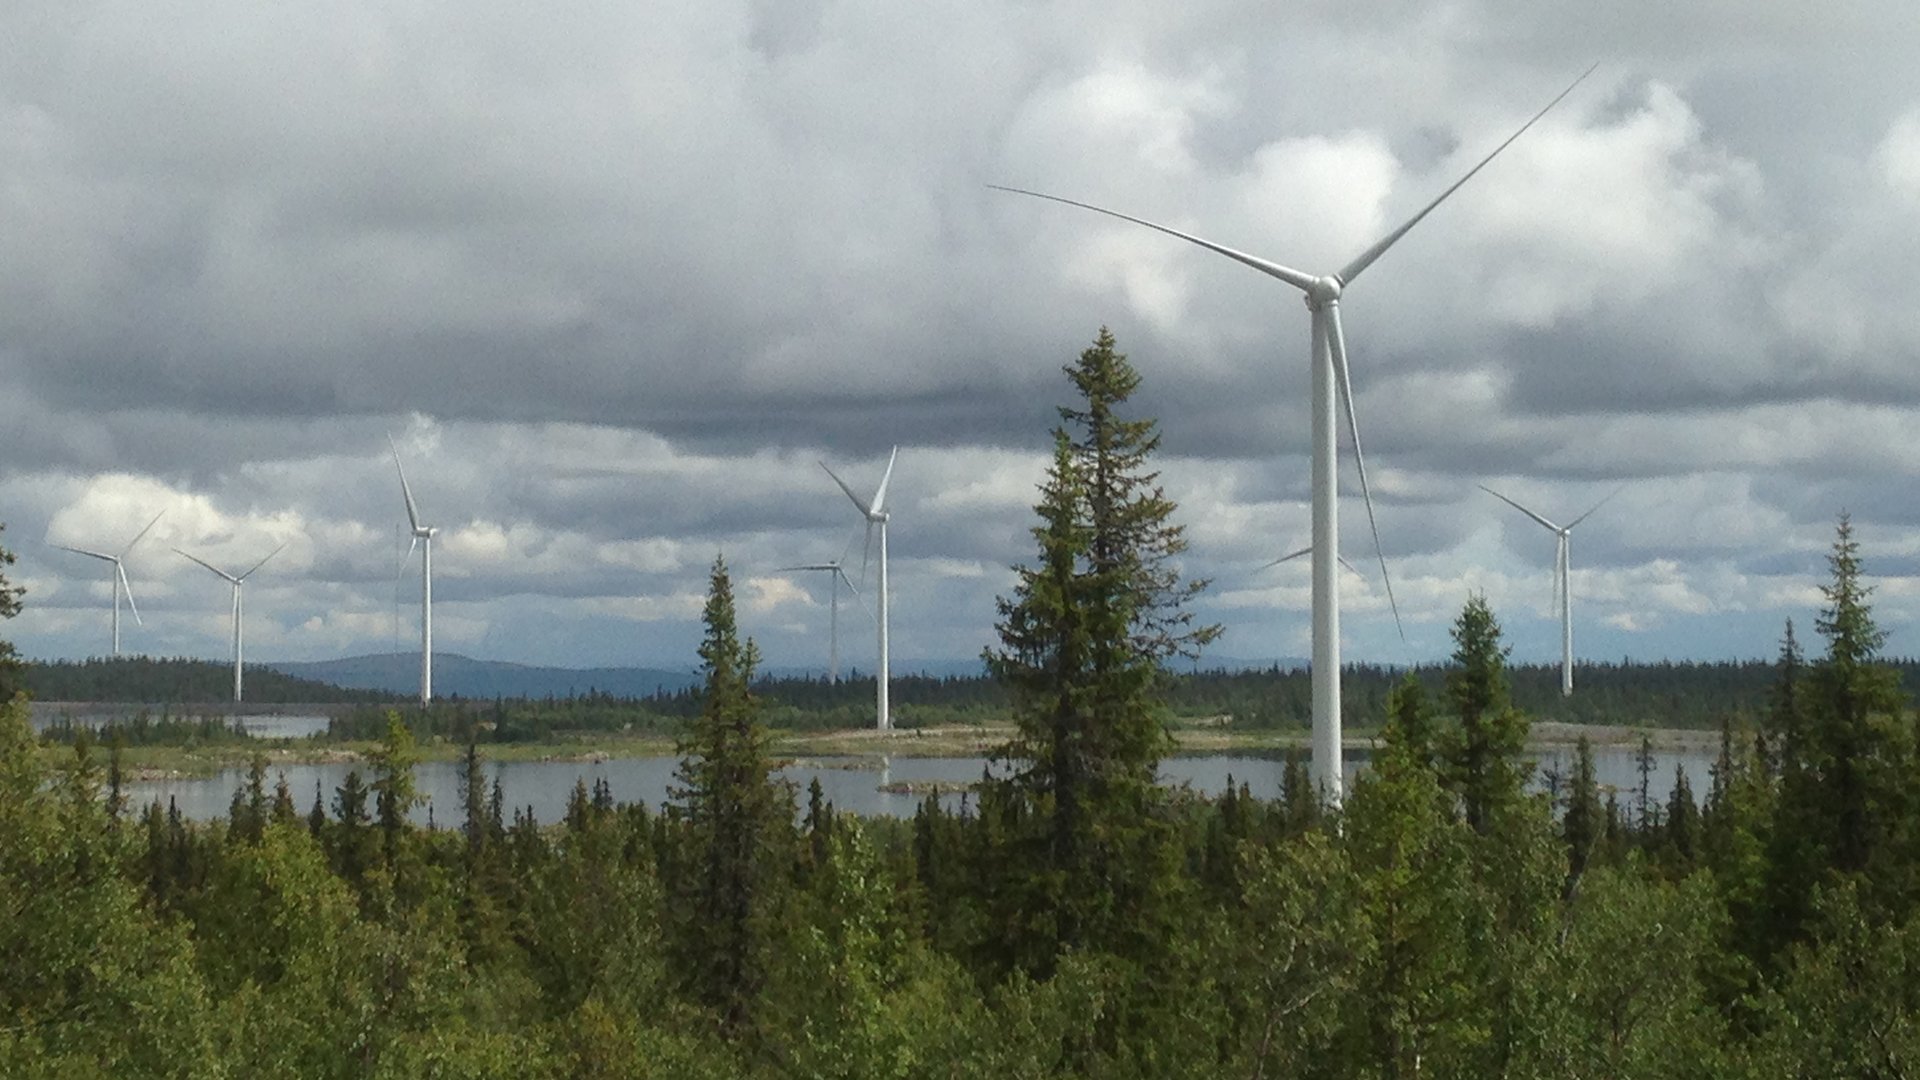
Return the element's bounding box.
[1479,484,1618,697]
[821,447,898,731]
[54,511,164,656]
[778,537,868,684]
[993,69,1591,802]
[175,542,287,702]
[390,435,438,708]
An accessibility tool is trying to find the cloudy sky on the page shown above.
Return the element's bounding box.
[4,0,1919,675]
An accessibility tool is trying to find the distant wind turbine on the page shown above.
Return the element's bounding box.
[55,511,164,656]
[777,536,871,684]
[175,542,287,702]
[992,67,1593,801]
[389,435,438,708]
[1479,484,1619,697]
[821,447,899,730]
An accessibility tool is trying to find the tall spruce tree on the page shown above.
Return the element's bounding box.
[1562,736,1601,898]
[1442,595,1528,834]
[1807,513,1906,876]
[985,327,1218,968]
[667,556,792,1035]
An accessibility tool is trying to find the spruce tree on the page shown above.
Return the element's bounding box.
[984,327,1218,967]
[667,555,792,1034]
[1664,763,1699,868]
[1562,736,1601,897]
[1442,595,1528,833]
[1806,513,1906,876]
[1766,619,1804,775]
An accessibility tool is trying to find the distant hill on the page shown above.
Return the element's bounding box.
[22,656,391,705]
[266,653,705,700]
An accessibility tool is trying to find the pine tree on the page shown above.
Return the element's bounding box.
[1385,674,1437,774]
[1766,619,1804,774]
[984,327,1218,968]
[667,555,792,1035]
[459,732,489,858]
[1562,737,1601,898]
[1442,595,1528,834]
[1806,513,1906,876]
[1664,763,1699,868]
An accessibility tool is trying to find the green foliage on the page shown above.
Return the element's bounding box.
[24,655,389,705]
[0,523,22,700]
[666,556,794,1036]
[13,511,1920,1076]
[1442,594,1530,833]
[984,328,1216,972]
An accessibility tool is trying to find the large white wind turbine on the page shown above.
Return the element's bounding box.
[175,542,287,702]
[1479,484,1618,697]
[821,447,899,731]
[389,435,438,708]
[55,511,164,657]
[777,537,870,684]
[993,69,1591,801]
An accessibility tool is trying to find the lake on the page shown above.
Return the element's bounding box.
[125,744,1716,824]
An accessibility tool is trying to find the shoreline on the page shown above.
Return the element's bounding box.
[90,717,1729,780]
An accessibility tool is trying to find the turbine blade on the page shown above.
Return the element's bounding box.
[55,544,117,562]
[120,511,165,558]
[776,563,838,573]
[1336,64,1597,287]
[396,535,419,593]
[237,541,288,582]
[871,446,899,516]
[840,568,876,625]
[820,461,870,515]
[119,562,142,626]
[1565,485,1624,530]
[988,185,1317,292]
[1260,546,1313,570]
[1325,304,1404,641]
[860,520,875,585]
[389,433,423,531]
[1338,554,1364,578]
[174,547,239,584]
[1477,484,1562,533]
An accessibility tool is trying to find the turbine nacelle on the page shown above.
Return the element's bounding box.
[1306,276,1343,308]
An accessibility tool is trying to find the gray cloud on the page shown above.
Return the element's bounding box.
[3,1,1917,671]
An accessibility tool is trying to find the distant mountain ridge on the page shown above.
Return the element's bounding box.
[266,653,705,700]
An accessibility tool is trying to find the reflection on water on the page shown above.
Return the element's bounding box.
[126,744,1717,825]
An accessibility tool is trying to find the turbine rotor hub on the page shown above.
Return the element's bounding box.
[1304,275,1343,309]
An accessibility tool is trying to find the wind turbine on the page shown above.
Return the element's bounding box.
[992,68,1592,802]
[389,435,438,708]
[1478,484,1618,697]
[777,536,870,684]
[821,447,898,731]
[54,511,164,657]
[174,542,287,702]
